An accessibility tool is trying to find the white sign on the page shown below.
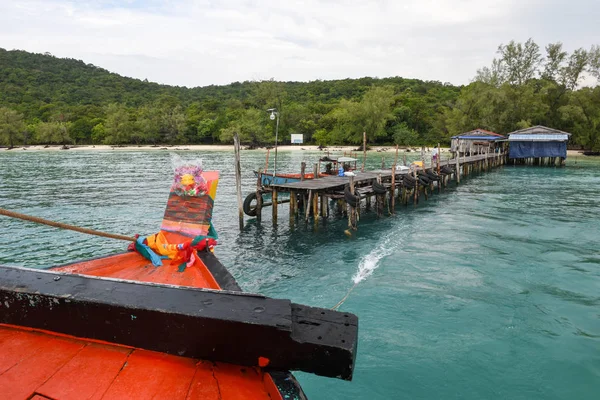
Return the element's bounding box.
[291,134,304,144]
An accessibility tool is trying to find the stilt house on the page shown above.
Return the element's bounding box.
[507,126,571,164]
[451,129,505,157]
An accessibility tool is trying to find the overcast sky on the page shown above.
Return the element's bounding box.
[1,0,599,88]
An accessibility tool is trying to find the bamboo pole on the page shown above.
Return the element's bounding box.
[233,133,244,230]
[0,208,135,242]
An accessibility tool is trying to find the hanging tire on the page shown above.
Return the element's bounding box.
[441,166,454,175]
[373,181,387,195]
[243,192,259,216]
[426,170,440,181]
[344,185,360,208]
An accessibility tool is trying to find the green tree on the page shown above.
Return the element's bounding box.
[103,104,133,145]
[36,121,72,145]
[0,107,26,148]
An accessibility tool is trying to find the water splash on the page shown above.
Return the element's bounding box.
[352,234,396,284]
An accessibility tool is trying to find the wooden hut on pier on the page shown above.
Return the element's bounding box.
[451,129,505,157]
[507,125,571,165]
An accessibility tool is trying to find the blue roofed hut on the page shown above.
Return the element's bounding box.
[507,125,571,166]
[450,129,506,157]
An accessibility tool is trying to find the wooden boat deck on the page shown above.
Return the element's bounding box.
[0,324,277,400]
[54,251,221,289]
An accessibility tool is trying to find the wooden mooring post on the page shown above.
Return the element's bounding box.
[272,189,278,226]
[255,169,263,223]
[233,133,244,230]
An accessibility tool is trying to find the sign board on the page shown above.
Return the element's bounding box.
[291,134,304,144]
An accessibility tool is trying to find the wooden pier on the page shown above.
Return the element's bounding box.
[250,150,508,230]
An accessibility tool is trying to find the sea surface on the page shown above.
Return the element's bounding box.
[0,149,599,400]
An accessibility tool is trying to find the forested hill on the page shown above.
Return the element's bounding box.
[1,41,599,150]
[0,47,460,147]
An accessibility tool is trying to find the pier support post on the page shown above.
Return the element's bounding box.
[256,169,263,223]
[455,153,460,184]
[305,190,312,223]
[272,190,278,226]
[348,176,357,231]
[313,163,319,179]
[376,174,383,217]
[233,133,244,231]
[289,190,296,225]
[300,162,306,181]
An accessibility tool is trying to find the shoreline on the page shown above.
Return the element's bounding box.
[0,144,590,157]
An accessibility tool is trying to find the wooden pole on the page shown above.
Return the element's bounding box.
[289,190,296,224]
[264,148,270,173]
[300,162,306,181]
[391,145,398,213]
[234,133,244,230]
[313,192,319,228]
[272,189,278,226]
[361,131,367,172]
[349,176,357,230]
[455,143,461,184]
[413,167,418,205]
[313,163,319,179]
[376,174,383,217]
[305,190,312,223]
[256,169,263,223]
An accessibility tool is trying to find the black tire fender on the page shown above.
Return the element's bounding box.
[243,192,258,216]
[372,181,387,195]
[344,185,360,208]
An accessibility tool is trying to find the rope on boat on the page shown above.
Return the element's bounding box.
[0,207,136,242]
[331,281,359,310]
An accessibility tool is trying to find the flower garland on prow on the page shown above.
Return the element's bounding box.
[172,164,208,197]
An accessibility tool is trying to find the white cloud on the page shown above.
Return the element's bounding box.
[0,0,599,87]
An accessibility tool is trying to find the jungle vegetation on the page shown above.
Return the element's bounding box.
[1,39,599,150]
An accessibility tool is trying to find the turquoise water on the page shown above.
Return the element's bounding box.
[1,150,599,400]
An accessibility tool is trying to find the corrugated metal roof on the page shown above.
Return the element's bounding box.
[507,125,572,136]
[509,134,569,141]
[451,135,502,140]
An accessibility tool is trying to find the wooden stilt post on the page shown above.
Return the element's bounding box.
[305,190,312,223]
[362,131,367,172]
[256,169,263,223]
[455,149,461,184]
[289,190,296,224]
[233,133,244,231]
[376,174,383,217]
[391,145,398,213]
[300,162,306,181]
[272,189,278,226]
[321,194,327,218]
[349,176,357,230]
[264,149,270,173]
[381,156,385,169]
[313,163,319,179]
[413,167,418,205]
[313,192,319,228]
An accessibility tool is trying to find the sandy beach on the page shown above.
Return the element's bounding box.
[1,144,588,157]
[3,144,450,153]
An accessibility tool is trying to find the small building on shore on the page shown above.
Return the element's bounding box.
[451,129,505,157]
[507,126,571,165]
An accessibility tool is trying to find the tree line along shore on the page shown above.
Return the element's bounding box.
[1,39,599,151]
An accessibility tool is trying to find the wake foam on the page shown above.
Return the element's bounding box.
[352,234,395,284]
